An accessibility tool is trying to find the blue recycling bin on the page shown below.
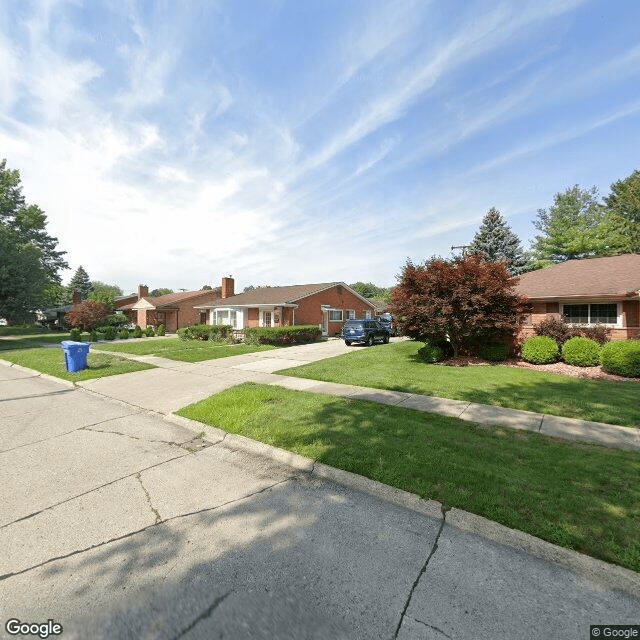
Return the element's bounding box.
[61,340,90,373]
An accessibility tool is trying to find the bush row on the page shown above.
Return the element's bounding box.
[243,325,322,346]
[177,324,233,342]
[69,324,165,342]
[521,336,640,377]
[533,316,609,345]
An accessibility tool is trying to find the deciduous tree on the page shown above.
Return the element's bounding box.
[530,185,606,265]
[0,159,68,282]
[65,300,110,331]
[390,254,525,357]
[603,169,640,254]
[88,281,123,308]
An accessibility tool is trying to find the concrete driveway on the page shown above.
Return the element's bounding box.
[1,346,639,639]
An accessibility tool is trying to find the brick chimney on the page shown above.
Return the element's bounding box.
[221,276,234,299]
[138,285,149,300]
[71,289,81,305]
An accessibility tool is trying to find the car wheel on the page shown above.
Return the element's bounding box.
[345,341,352,346]
[366,334,374,347]
[383,334,389,344]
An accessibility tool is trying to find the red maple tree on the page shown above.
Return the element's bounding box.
[65,300,110,331]
[390,255,526,357]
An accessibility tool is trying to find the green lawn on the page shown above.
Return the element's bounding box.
[177,383,640,572]
[0,346,155,381]
[95,338,276,362]
[277,340,640,427]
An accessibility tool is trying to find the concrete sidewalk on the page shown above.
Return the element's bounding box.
[1,343,639,639]
[81,339,640,451]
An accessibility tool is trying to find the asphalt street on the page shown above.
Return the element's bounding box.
[0,345,638,640]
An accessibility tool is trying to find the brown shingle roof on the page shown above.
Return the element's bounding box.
[120,289,220,310]
[516,254,640,300]
[199,282,377,308]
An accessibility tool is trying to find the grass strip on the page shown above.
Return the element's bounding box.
[96,338,276,362]
[0,346,155,381]
[277,340,640,427]
[177,383,640,572]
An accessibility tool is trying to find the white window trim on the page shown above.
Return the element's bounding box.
[346,309,355,319]
[211,308,243,329]
[328,309,343,322]
[259,307,276,327]
[364,310,372,319]
[560,301,622,328]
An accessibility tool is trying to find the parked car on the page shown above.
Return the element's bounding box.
[343,319,389,346]
[375,313,396,336]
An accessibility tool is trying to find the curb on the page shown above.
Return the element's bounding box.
[168,412,640,598]
[0,359,76,388]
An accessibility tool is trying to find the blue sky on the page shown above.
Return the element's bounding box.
[1,0,639,293]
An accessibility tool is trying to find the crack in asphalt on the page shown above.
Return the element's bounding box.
[0,452,189,530]
[413,618,453,638]
[170,591,233,639]
[393,504,450,640]
[135,472,162,524]
[0,476,292,582]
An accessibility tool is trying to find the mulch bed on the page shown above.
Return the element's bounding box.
[440,356,640,383]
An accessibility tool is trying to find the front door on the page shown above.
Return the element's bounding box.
[321,311,328,336]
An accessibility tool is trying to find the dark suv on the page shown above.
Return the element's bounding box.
[343,319,389,346]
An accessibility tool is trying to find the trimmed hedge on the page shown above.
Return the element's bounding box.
[145,326,155,337]
[561,337,601,367]
[103,326,116,340]
[132,325,143,338]
[417,343,444,363]
[157,324,165,336]
[244,325,322,346]
[118,328,129,340]
[600,340,640,378]
[69,328,82,341]
[479,343,509,362]
[177,324,233,341]
[521,336,559,364]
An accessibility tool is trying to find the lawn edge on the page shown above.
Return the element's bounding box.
[171,409,640,595]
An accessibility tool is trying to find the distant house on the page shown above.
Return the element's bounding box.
[516,254,640,341]
[196,278,378,336]
[118,286,221,332]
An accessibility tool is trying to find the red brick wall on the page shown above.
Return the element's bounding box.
[295,286,376,333]
[518,299,639,343]
[246,308,259,328]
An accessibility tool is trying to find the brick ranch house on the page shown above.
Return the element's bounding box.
[195,277,379,337]
[118,286,221,332]
[516,254,640,342]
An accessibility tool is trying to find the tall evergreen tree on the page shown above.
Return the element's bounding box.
[67,266,92,301]
[469,207,528,275]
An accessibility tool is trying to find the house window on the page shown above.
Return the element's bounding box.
[263,311,272,327]
[562,303,618,325]
[364,310,372,319]
[328,309,343,322]
[214,309,238,328]
[199,312,207,324]
[347,309,355,319]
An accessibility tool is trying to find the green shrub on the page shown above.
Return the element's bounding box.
[103,326,116,340]
[562,337,601,367]
[521,336,559,364]
[118,328,129,340]
[132,325,143,338]
[157,324,165,336]
[600,340,640,378]
[69,328,82,341]
[479,343,509,362]
[89,330,98,342]
[534,317,580,346]
[145,326,155,337]
[417,343,444,363]
[178,324,232,341]
[104,313,128,328]
[244,325,322,346]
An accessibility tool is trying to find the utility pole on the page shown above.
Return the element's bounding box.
[451,244,471,256]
